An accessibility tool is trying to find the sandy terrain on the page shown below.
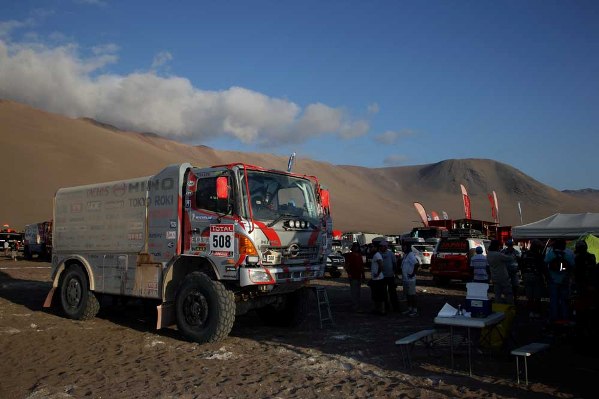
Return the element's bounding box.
[2,99,599,234]
[1,256,596,398]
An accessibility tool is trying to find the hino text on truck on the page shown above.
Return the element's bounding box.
[43,162,332,343]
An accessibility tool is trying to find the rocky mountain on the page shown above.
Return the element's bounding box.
[1,99,598,234]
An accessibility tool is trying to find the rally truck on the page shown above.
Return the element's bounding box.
[23,221,53,260]
[43,163,332,343]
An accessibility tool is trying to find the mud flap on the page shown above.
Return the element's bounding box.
[156,302,175,329]
[43,287,56,308]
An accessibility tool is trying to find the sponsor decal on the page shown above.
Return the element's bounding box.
[113,183,127,197]
[167,242,175,248]
[149,232,163,239]
[129,197,147,207]
[87,201,102,211]
[185,199,191,209]
[70,203,82,213]
[166,231,176,240]
[187,180,195,186]
[87,186,110,197]
[193,214,214,221]
[153,195,173,207]
[186,190,193,196]
[69,216,85,222]
[105,200,124,209]
[211,251,232,257]
[210,224,234,253]
[128,221,144,230]
[225,266,237,272]
[169,220,177,228]
[128,232,143,241]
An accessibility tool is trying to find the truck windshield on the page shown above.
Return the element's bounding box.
[243,170,319,223]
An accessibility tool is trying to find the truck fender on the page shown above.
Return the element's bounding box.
[43,255,95,308]
[161,255,221,303]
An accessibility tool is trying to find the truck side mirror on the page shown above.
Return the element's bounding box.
[320,188,330,209]
[216,176,229,200]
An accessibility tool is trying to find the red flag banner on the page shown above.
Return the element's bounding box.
[488,194,498,223]
[460,184,472,219]
[413,202,429,227]
[431,211,440,220]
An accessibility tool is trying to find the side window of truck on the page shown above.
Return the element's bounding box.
[195,176,229,213]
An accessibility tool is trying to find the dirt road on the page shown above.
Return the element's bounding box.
[0,258,594,398]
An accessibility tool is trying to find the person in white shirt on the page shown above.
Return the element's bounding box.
[401,244,420,317]
[369,242,386,315]
[470,246,489,283]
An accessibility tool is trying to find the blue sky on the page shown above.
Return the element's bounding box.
[1,0,598,190]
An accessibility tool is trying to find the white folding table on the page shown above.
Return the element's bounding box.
[434,312,505,376]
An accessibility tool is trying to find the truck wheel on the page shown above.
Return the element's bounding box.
[59,265,100,320]
[24,247,32,260]
[175,272,235,343]
[257,287,310,327]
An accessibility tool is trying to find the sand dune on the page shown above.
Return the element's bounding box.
[1,99,598,233]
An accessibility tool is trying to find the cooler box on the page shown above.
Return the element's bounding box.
[464,282,491,318]
[465,298,492,318]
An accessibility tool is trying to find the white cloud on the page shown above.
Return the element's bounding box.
[374,129,414,144]
[0,37,373,146]
[367,102,379,114]
[383,154,409,166]
[151,51,172,70]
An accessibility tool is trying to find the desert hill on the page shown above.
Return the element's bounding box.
[1,99,598,234]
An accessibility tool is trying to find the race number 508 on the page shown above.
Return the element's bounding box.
[212,234,231,249]
[210,224,234,251]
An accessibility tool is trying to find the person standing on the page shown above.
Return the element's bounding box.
[344,242,366,312]
[379,241,400,313]
[573,240,596,297]
[400,244,420,317]
[470,246,489,283]
[369,242,386,315]
[519,239,546,319]
[501,239,521,300]
[487,240,514,304]
[544,238,575,322]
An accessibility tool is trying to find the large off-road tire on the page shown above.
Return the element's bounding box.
[175,272,235,343]
[257,287,310,327]
[58,265,100,320]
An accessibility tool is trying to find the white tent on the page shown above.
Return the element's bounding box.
[512,213,599,239]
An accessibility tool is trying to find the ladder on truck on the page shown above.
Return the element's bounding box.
[313,286,334,328]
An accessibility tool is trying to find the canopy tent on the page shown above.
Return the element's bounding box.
[512,213,599,239]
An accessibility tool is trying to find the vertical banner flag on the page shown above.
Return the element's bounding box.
[431,211,440,220]
[413,202,429,227]
[287,152,296,173]
[518,201,523,224]
[488,193,498,223]
[442,211,449,220]
[493,191,499,224]
[460,184,472,219]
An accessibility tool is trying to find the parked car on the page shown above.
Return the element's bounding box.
[430,234,490,285]
[411,244,435,267]
[326,252,346,278]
